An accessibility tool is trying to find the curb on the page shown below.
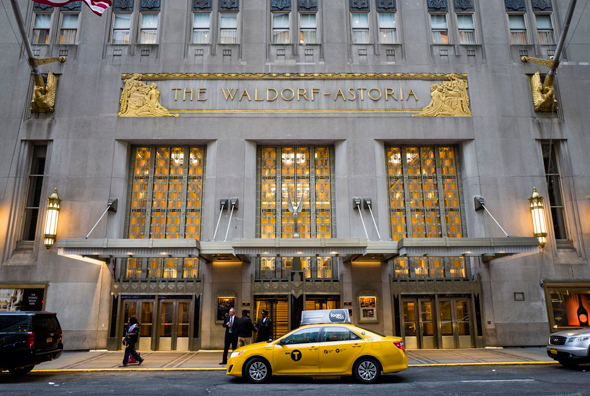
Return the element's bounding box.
[31,361,559,373]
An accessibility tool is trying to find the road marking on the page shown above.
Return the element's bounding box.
[461,379,535,383]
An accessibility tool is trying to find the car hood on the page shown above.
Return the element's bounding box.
[550,327,590,337]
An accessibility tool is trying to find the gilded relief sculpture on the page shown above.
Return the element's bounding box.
[413,74,472,117]
[118,73,178,117]
[530,71,556,112]
[31,72,58,113]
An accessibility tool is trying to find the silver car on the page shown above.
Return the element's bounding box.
[547,328,590,367]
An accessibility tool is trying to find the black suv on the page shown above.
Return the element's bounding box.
[0,312,63,375]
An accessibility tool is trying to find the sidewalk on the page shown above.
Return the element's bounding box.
[32,347,555,372]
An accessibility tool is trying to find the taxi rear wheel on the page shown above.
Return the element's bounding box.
[353,357,381,384]
[244,358,271,383]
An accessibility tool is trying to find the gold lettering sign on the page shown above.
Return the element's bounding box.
[118,73,471,117]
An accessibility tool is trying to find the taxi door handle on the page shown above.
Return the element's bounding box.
[309,346,318,351]
[352,344,362,348]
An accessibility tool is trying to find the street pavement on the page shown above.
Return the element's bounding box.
[30,347,554,371]
[1,364,589,395]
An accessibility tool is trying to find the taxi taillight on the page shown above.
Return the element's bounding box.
[393,341,404,351]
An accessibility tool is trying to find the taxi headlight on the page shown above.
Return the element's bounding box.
[230,351,245,359]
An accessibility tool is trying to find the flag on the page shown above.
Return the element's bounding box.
[32,0,112,16]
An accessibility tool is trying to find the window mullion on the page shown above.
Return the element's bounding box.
[310,146,317,238]
[179,147,189,238]
[402,147,412,239]
[435,148,447,237]
[277,147,282,239]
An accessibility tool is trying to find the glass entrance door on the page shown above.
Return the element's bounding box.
[402,298,436,349]
[254,297,289,339]
[158,299,191,351]
[123,299,155,351]
[439,299,473,348]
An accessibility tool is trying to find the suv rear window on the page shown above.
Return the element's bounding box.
[0,315,31,332]
[33,316,60,333]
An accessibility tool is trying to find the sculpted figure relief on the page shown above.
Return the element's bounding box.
[31,72,58,113]
[118,74,178,117]
[530,71,556,112]
[413,74,471,117]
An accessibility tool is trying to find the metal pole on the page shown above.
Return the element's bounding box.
[10,0,39,75]
[481,204,509,237]
[367,203,382,241]
[212,205,224,241]
[224,203,235,242]
[547,0,577,78]
[356,203,370,240]
[85,206,111,239]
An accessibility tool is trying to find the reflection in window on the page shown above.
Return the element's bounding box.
[430,14,449,44]
[283,327,319,344]
[457,14,475,44]
[32,13,51,45]
[125,147,205,279]
[509,14,527,44]
[536,15,554,45]
[351,13,369,44]
[193,13,211,44]
[256,256,337,280]
[113,14,132,44]
[139,13,158,44]
[378,13,396,44]
[299,13,317,44]
[272,13,290,44]
[59,13,79,44]
[220,14,238,44]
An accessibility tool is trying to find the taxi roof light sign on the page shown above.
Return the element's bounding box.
[300,309,350,326]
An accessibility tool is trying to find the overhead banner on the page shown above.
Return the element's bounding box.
[118,73,472,117]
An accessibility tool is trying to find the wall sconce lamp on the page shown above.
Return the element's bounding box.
[43,188,61,249]
[529,187,547,247]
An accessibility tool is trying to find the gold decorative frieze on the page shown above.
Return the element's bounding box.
[118,73,179,117]
[413,74,472,117]
[121,72,468,81]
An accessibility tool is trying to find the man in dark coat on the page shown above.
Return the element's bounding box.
[255,309,273,342]
[236,309,257,347]
[220,307,238,365]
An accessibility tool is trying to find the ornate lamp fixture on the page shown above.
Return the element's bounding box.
[43,188,61,249]
[529,187,547,247]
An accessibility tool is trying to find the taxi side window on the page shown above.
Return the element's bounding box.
[283,328,320,345]
[322,327,362,342]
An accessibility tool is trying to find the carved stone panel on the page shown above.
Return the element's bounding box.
[505,0,526,11]
[428,0,448,11]
[532,0,552,11]
[219,0,239,11]
[114,0,134,12]
[34,4,53,11]
[298,0,318,11]
[376,0,396,12]
[193,0,212,11]
[454,0,474,11]
[61,1,82,11]
[349,0,370,12]
[140,0,161,11]
[271,0,291,11]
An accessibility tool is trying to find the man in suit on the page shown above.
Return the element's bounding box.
[236,309,257,347]
[255,309,273,342]
[220,307,238,365]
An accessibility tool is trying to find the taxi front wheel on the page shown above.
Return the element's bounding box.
[353,357,381,384]
[244,358,271,383]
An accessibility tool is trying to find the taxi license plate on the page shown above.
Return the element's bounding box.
[47,337,53,343]
[550,349,558,355]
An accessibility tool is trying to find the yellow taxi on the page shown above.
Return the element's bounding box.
[226,309,407,384]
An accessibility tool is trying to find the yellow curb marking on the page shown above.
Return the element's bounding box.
[31,361,558,373]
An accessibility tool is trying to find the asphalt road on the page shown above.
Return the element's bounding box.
[1,365,589,395]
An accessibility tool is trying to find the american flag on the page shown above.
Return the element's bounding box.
[32,0,112,16]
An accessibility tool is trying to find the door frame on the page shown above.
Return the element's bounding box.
[156,298,193,351]
[437,297,475,349]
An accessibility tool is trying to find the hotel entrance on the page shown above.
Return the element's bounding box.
[253,296,289,339]
[121,297,197,351]
[401,296,474,349]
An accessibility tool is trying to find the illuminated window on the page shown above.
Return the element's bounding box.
[32,13,52,45]
[192,13,211,44]
[430,14,449,44]
[125,147,205,279]
[378,13,396,44]
[387,146,467,279]
[351,13,369,44]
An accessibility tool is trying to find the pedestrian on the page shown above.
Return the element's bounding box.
[236,309,257,347]
[255,309,273,342]
[121,317,143,367]
[220,307,238,365]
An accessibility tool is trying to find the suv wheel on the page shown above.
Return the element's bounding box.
[8,366,34,375]
[558,359,579,368]
[244,358,271,383]
[353,357,381,384]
